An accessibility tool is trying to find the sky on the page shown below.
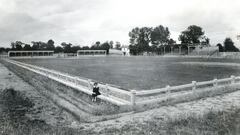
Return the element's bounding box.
[0,0,240,47]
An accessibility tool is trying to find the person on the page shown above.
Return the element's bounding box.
[92,82,101,102]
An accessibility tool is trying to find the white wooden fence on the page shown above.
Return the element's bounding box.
[0,55,8,58]
[5,59,132,106]
[133,75,240,105]
[4,59,240,107]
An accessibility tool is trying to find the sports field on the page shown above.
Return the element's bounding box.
[16,56,240,90]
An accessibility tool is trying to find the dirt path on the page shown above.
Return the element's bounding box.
[0,62,77,126]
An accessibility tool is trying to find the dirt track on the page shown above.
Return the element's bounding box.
[0,62,77,127]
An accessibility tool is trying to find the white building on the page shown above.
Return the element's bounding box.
[121,46,130,56]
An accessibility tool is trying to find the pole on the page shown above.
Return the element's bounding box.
[192,81,197,90]
[130,90,136,106]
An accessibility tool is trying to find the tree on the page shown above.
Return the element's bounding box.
[47,39,55,50]
[129,27,140,45]
[6,48,11,52]
[95,41,101,47]
[15,41,24,50]
[31,41,47,50]
[199,36,210,46]
[54,46,64,53]
[82,46,90,50]
[61,42,72,53]
[23,44,31,50]
[10,42,16,50]
[100,42,110,54]
[129,27,152,54]
[0,47,6,53]
[115,41,121,50]
[168,38,176,45]
[179,25,205,44]
[224,38,239,52]
[216,43,224,52]
[150,25,170,46]
[129,44,138,55]
[39,42,47,50]
[31,41,40,50]
[11,41,24,50]
[71,46,81,53]
[109,41,114,49]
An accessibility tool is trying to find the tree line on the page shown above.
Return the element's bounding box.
[128,25,239,55]
[0,24,239,55]
[217,38,239,52]
[0,40,116,54]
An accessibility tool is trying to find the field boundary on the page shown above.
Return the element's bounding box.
[4,59,132,106]
[134,76,240,106]
[4,59,240,108]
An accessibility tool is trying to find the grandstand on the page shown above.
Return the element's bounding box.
[77,50,106,56]
[8,50,54,57]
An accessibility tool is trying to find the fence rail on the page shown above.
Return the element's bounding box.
[5,59,132,106]
[4,59,240,107]
[133,75,240,105]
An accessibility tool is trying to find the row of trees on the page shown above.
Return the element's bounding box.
[57,41,112,54]
[129,25,173,55]
[0,24,239,55]
[128,25,210,55]
[178,25,209,44]
[1,40,115,54]
[128,24,239,55]
[217,38,239,52]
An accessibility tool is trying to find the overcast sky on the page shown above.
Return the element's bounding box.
[0,0,240,47]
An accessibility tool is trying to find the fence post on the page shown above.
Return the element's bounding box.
[166,85,170,96]
[46,71,49,77]
[75,77,78,85]
[231,75,235,84]
[192,81,197,90]
[88,79,92,90]
[130,90,136,106]
[105,84,109,96]
[213,78,218,87]
[55,73,59,78]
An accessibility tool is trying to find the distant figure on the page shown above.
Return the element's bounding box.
[92,82,101,102]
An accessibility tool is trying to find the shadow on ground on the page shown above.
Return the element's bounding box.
[0,88,94,135]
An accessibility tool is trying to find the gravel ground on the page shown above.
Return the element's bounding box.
[0,62,77,129]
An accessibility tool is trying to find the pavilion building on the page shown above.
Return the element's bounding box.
[77,50,106,56]
[8,50,54,57]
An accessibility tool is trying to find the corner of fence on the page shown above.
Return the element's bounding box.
[231,75,235,84]
[192,81,197,90]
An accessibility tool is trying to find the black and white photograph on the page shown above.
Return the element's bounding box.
[0,0,240,134]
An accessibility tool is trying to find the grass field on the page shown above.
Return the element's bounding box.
[16,56,240,90]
